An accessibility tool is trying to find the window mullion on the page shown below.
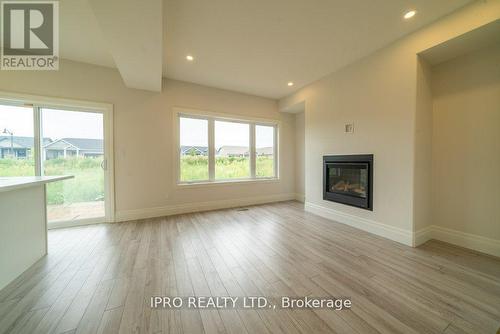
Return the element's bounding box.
[208,118,215,180]
[33,106,43,176]
[250,123,256,178]
[274,125,278,178]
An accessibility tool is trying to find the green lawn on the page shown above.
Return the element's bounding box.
[180,155,274,181]
[0,158,103,205]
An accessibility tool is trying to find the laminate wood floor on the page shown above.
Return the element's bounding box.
[1,201,499,334]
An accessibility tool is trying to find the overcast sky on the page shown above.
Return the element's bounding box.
[0,105,103,139]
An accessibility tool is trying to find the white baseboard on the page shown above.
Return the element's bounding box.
[304,202,413,246]
[305,202,500,257]
[295,193,305,203]
[415,225,500,257]
[115,193,296,222]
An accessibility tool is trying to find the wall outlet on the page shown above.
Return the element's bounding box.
[345,123,354,133]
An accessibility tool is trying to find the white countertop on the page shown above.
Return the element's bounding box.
[0,176,74,193]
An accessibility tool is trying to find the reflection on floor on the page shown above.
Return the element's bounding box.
[47,201,104,222]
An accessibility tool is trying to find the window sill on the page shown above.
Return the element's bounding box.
[176,177,279,188]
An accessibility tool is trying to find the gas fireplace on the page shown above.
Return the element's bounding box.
[323,154,373,210]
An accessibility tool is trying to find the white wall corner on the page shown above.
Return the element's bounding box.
[280,100,305,114]
[413,226,433,247]
[295,193,305,203]
[115,193,296,222]
[89,0,163,92]
[304,202,414,246]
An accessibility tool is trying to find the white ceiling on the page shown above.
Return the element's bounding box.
[59,0,474,97]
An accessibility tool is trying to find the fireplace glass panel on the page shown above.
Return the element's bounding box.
[327,163,368,198]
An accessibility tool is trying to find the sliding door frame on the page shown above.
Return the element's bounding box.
[0,91,115,227]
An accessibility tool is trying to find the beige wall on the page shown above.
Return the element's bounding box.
[279,1,499,240]
[413,57,434,232]
[289,44,416,231]
[431,44,500,240]
[295,111,305,199]
[0,61,296,217]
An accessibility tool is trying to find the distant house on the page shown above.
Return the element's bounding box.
[0,136,52,159]
[180,146,273,157]
[43,138,104,160]
[215,146,274,157]
[180,146,208,156]
[256,147,273,156]
[217,146,249,157]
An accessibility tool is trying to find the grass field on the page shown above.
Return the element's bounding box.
[0,158,103,205]
[1,155,274,204]
[0,158,35,177]
[180,155,274,181]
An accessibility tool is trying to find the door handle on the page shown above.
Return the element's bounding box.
[101,159,107,170]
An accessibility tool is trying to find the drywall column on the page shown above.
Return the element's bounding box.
[295,111,305,202]
[413,56,434,244]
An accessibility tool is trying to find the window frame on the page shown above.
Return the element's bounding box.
[175,108,279,185]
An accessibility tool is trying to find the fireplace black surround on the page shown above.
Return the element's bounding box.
[323,154,373,210]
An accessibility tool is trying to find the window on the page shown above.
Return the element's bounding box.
[178,112,278,183]
[215,120,250,179]
[255,125,275,178]
[179,117,209,181]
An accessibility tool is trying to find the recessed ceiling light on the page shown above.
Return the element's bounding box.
[287,82,294,86]
[404,10,417,19]
[186,55,194,61]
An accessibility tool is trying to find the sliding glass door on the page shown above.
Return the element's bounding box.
[41,108,106,223]
[0,97,113,227]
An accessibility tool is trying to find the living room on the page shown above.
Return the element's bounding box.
[0,1,498,333]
